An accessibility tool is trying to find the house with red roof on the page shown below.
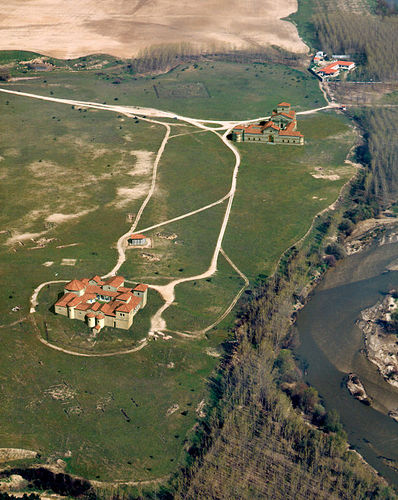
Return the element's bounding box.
[231,102,304,145]
[315,60,355,80]
[54,275,148,332]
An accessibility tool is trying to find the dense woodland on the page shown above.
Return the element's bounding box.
[358,109,398,207]
[312,3,398,81]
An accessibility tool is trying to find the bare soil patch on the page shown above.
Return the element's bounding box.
[0,0,307,59]
[46,209,95,224]
[61,258,77,266]
[0,449,37,463]
[114,185,150,208]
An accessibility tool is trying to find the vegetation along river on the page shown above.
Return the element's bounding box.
[296,232,398,487]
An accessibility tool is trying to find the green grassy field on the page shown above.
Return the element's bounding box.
[223,112,357,278]
[2,58,324,120]
[0,54,358,483]
[0,318,219,481]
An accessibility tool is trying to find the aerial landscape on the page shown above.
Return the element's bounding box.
[0,0,398,499]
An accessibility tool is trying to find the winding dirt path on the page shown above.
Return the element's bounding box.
[148,126,241,332]
[0,86,335,353]
[37,335,148,357]
[102,119,171,279]
[168,247,249,338]
[30,279,69,313]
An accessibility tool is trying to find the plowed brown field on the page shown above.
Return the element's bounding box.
[0,0,307,58]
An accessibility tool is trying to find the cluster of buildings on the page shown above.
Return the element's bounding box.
[311,51,356,81]
[231,102,304,145]
[54,275,148,332]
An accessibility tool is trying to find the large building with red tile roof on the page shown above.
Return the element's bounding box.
[54,275,148,332]
[231,102,304,146]
[313,60,355,80]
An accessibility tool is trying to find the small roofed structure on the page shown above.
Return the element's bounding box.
[128,234,147,246]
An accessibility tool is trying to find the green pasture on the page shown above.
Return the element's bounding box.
[1,58,325,120]
[0,93,166,328]
[0,57,358,483]
[0,318,218,480]
[223,111,357,278]
[162,252,246,333]
[137,129,234,228]
[121,203,227,281]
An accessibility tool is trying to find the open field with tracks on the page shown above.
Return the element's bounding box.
[0,56,357,481]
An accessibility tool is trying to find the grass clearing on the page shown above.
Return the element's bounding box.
[0,319,218,481]
[2,59,325,120]
[0,57,358,483]
[223,112,357,278]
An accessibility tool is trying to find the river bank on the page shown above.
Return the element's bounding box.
[296,227,398,488]
[357,293,398,391]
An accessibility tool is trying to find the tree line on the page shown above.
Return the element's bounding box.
[312,7,398,81]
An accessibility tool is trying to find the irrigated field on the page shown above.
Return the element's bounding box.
[0,57,357,482]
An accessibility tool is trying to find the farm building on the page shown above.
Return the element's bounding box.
[315,60,355,80]
[54,275,148,332]
[232,102,304,145]
[128,234,147,246]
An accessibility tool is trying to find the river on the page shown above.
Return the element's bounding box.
[296,233,398,487]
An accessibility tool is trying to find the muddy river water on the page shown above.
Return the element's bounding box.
[296,234,398,486]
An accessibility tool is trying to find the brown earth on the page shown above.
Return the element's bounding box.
[0,0,307,59]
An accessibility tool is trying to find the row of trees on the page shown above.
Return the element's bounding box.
[348,109,398,209]
[124,42,307,76]
[312,10,398,81]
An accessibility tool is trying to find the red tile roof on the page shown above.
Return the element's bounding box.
[263,121,280,131]
[245,125,264,135]
[55,293,75,307]
[86,312,95,318]
[129,234,146,240]
[336,60,354,66]
[85,284,103,295]
[278,102,291,106]
[96,314,105,319]
[276,111,296,119]
[100,290,119,298]
[89,275,104,284]
[92,302,101,311]
[279,122,304,137]
[68,296,84,307]
[117,292,132,302]
[117,295,142,313]
[104,276,124,288]
[94,324,101,330]
[65,279,85,291]
[100,302,118,317]
[320,63,339,74]
[118,287,132,293]
[134,284,148,292]
[75,302,91,311]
